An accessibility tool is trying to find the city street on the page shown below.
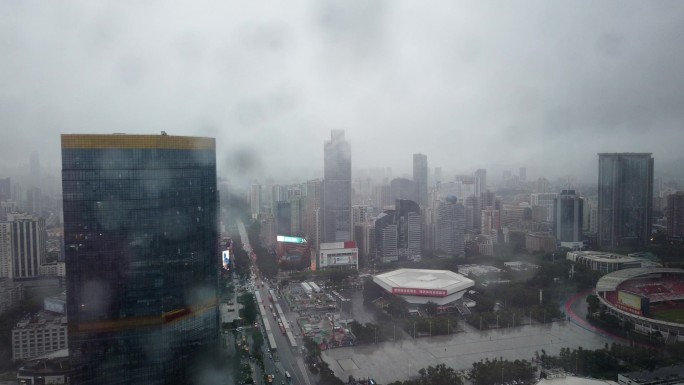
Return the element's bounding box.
[237,220,314,385]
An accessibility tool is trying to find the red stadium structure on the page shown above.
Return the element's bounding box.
[595,268,684,343]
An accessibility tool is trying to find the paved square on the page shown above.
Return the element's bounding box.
[322,321,616,384]
[338,358,360,371]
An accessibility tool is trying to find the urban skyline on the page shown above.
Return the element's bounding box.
[2,2,684,184]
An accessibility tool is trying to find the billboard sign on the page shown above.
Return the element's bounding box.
[617,290,643,315]
[333,256,351,265]
[222,250,230,270]
[392,287,448,297]
[277,235,307,244]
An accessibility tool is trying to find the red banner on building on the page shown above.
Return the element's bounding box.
[392,287,447,297]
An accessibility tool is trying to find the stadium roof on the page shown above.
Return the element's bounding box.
[596,267,684,292]
[373,268,474,294]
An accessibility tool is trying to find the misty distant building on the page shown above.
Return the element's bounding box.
[374,199,421,262]
[530,192,558,222]
[519,167,527,182]
[26,187,41,216]
[250,183,262,220]
[474,169,487,196]
[322,130,352,244]
[290,196,305,236]
[666,191,684,241]
[598,153,654,248]
[61,134,219,384]
[0,178,10,201]
[435,196,465,257]
[304,179,322,250]
[374,212,398,262]
[30,151,40,190]
[413,153,428,207]
[390,178,419,203]
[553,190,584,249]
[275,200,292,236]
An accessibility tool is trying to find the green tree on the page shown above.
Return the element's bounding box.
[238,293,257,325]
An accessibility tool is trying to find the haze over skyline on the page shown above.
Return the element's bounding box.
[1,1,684,186]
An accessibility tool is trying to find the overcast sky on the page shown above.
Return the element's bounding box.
[1,1,683,186]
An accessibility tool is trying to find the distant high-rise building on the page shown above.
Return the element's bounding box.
[304,179,322,249]
[396,199,421,260]
[536,178,551,193]
[553,190,584,249]
[519,167,527,182]
[0,222,11,278]
[352,205,370,228]
[374,212,398,262]
[413,153,428,207]
[373,199,421,262]
[0,178,10,201]
[474,169,487,196]
[435,196,465,257]
[375,184,392,209]
[666,191,684,240]
[598,153,654,248]
[530,192,558,222]
[464,196,480,230]
[481,209,501,237]
[322,130,352,244]
[26,187,41,216]
[290,196,305,236]
[0,213,46,279]
[61,134,219,384]
[275,201,292,235]
[434,167,442,185]
[250,184,262,219]
[30,151,40,189]
[583,199,598,234]
[389,178,419,203]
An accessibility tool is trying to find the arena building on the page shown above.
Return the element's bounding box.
[373,268,474,305]
[567,251,660,273]
[595,268,684,343]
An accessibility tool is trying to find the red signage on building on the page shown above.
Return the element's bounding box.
[392,287,447,297]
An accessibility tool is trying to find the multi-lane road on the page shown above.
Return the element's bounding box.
[236,220,314,385]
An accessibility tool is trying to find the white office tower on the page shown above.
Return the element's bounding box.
[1,213,46,279]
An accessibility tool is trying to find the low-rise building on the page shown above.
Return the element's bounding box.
[373,268,474,306]
[317,241,358,270]
[526,232,556,253]
[0,278,24,315]
[567,251,661,273]
[12,295,68,361]
[618,365,684,385]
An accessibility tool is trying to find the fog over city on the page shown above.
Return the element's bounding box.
[2,0,684,183]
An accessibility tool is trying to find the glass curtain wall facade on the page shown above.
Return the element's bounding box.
[598,153,654,248]
[413,153,428,207]
[322,130,351,243]
[61,134,219,385]
[553,190,584,249]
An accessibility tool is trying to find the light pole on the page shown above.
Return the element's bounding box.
[501,366,504,385]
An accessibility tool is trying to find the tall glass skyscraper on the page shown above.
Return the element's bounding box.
[598,153,654,248]
[412,153,428,207]
[322,130,351,243]
[553,189,584,249]
[61,134,219,385]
